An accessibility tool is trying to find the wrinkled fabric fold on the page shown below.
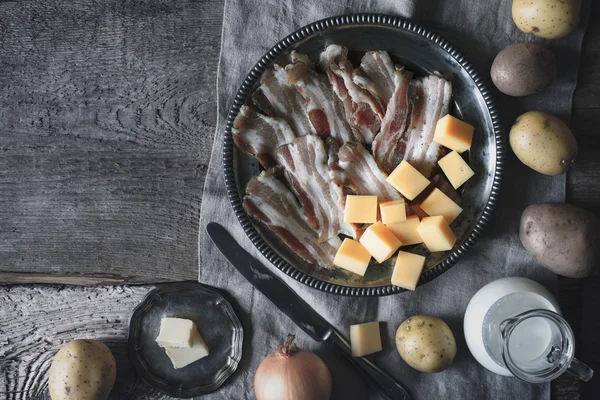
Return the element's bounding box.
[198,0,590,398]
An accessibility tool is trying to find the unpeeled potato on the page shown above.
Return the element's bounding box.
[395,315,456,373]
[491,43,556,97]
[512,0,582,39]
[509,111,577,175]
[49,339,116,400]
[520,203,599,278]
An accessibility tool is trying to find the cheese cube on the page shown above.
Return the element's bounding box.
[344,195,378,224]
[417,216,457,252]
[438,151,474,189]
[359,221,402,263]
[419,188,463,224]
[165,328,210,369]
[156,317,194,348]
[386,215,423,246]
[379,200,406,224]
[391,251,426,290]
[433,115,474,153]
[350,322,382,357]
[385,161,430,200]
[333,238,372,276]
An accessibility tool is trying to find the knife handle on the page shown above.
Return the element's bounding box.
[327,330,411,400]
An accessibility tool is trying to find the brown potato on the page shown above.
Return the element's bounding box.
[520,203,599,278]
[509,111,577,175]
[512,0,582,39]
[491,43,556,97]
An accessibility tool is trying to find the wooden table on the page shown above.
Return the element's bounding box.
[0,1,598,399]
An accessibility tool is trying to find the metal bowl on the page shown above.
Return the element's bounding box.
[223,14,504,296]
[128,282,243,397]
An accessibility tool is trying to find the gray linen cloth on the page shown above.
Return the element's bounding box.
[198,0,591,398]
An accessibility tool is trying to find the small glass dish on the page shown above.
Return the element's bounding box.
[128,282,243,398]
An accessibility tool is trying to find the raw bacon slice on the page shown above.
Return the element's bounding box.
[372,69,414,174]
[334,141,403,202]
[252,65,315,137]
[243,169,341,267]
[232,105,296,168]
[353,50,396,111]
[319,45,383,144]
[287,51,363,144]
[403,74,453,178]
[276,135,353,242]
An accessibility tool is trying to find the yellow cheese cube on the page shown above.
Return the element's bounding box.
[333,238,372,276]
[419,188,463,224]
[350,322,382,357]
[385,161,430,200]
[386,215,423,246]
[391,251,426,290]
[417,216,457,252]
[438,151,474,189]
[344,195,378,224]
[379,200,406,224]
[359,221,402,263]
[433,115,474,153]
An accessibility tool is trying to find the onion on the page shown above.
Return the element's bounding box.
[254,335,332,400]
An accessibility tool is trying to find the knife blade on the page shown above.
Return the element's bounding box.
[207,222,411,400]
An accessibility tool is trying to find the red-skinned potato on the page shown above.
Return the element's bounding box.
[491,43,556,97]
[520,203,599,278]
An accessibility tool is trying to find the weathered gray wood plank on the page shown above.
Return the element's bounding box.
[0,0,225,282]
[0,285,170,400]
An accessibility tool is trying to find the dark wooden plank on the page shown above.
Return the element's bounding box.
[0,0,225,283]
[572,0,600,110]
[557,1,600,396]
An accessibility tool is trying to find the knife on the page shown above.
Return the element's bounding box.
[207,222,411,400]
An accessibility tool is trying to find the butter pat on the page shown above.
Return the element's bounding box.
[359,221,402,263]
[350,322,382,357]
[417,216,457,252]
[379,200,406,224]
[344,195,378,224]
[156,317,194,348]
[419,188,463,224]
[386,216,423,246]
[165,328,210,369]
[433,115,474,153]
[438,151,474,189]
[333,238,372,276]
[385,161,430,200]
[391,251,426,290]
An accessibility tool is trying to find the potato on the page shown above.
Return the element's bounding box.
[491,43,556,97]
[395,315,456,373]
[512,0,582,39]
[49,339,116,400]
[520,203,599,278]
[509,111,577,175]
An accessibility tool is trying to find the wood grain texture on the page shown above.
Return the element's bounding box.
[0,0,224,282]
[0,285,170,400]
[0,0,599,398]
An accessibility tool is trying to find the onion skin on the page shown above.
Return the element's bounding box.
[254,335,332,400]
